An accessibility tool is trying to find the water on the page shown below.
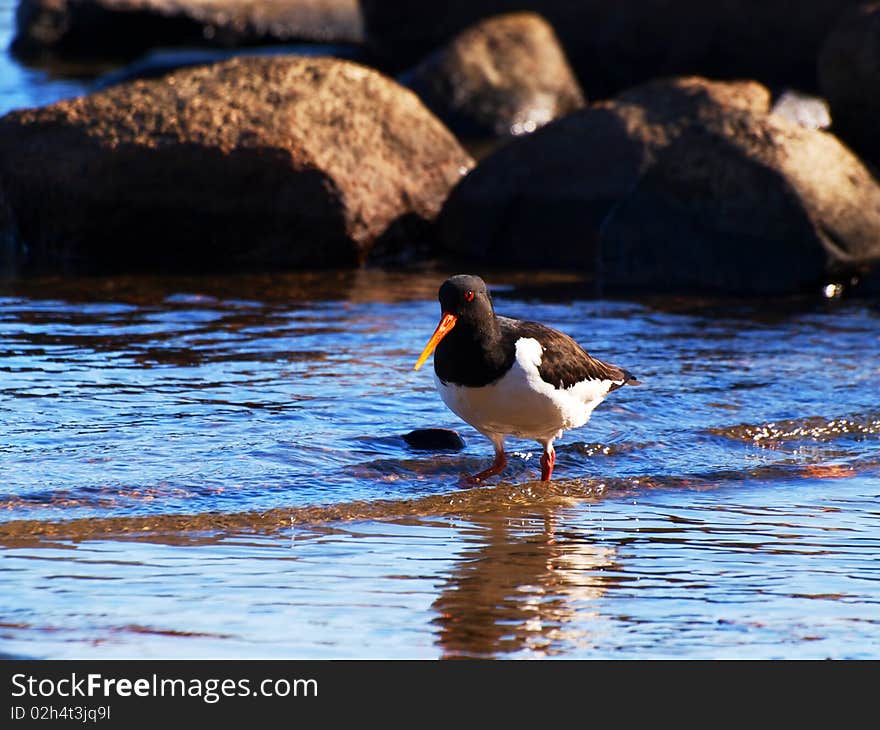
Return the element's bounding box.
[1,2,880,659]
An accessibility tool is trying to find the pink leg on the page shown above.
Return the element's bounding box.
[462,436,506,485]
[540,443,556,481]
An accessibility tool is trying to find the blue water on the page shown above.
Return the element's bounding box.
[1,1,879,659]
[0,2,90,114]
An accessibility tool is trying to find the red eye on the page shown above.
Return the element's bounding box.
[465,291,474,302]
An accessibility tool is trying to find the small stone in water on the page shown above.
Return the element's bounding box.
[402,428,465,451]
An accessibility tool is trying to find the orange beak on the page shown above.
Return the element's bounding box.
[414,313,457,371]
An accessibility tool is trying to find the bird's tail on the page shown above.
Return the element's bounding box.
[622,369,643,386]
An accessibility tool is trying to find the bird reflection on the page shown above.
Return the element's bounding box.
[432,507,617,658]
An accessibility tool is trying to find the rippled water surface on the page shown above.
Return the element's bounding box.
[0,269,878,659]
[2,1,880,659]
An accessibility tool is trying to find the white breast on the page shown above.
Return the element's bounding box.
[436,338,618,442]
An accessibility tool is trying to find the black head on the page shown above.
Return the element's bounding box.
[438,274,494,324]
[414,274,496,371]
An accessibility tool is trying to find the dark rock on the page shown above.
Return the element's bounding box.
[0,184,21,276]
[362,1,863,98]
[403,428,465,451]
[0,56,473,273]
[598,128,830,295]
[818,2,880,167]
[438,104,645,269]
[404,12,584,139]
[439,78,771,269]
[439,76,880,294]
[770,90,831,130]
[13,0,364,61]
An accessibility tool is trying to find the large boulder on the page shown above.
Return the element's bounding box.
[13,0,364,61]
[0,56,473,272]
[439,77,880,294]
[404,12,585,139]
[818,2,880,168]
[439,78,771,269]
[362,1,863,98]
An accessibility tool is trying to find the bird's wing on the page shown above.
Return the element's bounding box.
[498,317,635,390]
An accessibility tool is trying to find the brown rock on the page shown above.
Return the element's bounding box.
[439,76,880,294]
[598,123,832,294]
[362,1,863,98]
[818,2,880,167]
[13,0,364,60]
[439,78,770,268]
[0,56,473,272]
[404,12,585,139]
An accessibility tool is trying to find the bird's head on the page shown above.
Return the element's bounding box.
[414,275,494,371]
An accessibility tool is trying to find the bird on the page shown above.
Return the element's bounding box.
[414,274,640,483]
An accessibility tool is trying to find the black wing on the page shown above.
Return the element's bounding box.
[498,317,637,391]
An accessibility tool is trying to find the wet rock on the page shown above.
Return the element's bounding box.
[818,2,880,168]
[362,1,862,98]
[0,56,473,273]
[770,90,831,130]
[439,76,880,294]
[13,0,364,61]
[403,428,465,451]
[404,12,584,139]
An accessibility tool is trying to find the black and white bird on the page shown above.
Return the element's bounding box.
[414,274,640,483]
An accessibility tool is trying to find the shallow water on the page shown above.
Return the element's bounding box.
[0,2,91,115]
[0,269,878,659]
[2,1,880,659]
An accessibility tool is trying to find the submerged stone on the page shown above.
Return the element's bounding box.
[403,428,466,451]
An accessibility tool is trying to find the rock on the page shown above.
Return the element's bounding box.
[0,56,473,272]
[94,44,365,89]
[402,428,466,451]
[403,12,585,139]
[597,126,831,294]
[439,78,770,269]
[439,76,880,294]
[0,184,21,276]
[770,90,831,130]
[606,82,880,293]
[818,2,880,167]
[13,0,364,61]
[362,1,863,98]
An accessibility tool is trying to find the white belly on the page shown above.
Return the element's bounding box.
[435,338,613,443]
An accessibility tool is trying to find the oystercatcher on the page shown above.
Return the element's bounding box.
[414,274,640,483]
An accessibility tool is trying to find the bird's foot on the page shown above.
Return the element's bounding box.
[460,452,507,487]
